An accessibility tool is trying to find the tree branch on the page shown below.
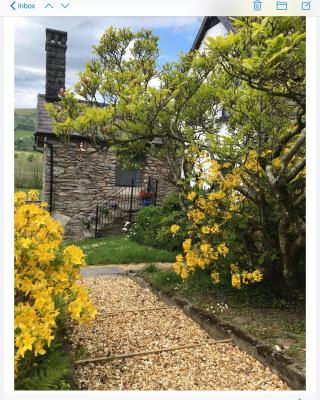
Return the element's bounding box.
[286,157,306,182]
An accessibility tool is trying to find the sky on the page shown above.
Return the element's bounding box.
[14,16,203,108]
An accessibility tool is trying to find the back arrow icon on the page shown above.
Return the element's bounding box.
[10,1,16,10]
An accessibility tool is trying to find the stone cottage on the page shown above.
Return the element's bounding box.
[34,28,176,241]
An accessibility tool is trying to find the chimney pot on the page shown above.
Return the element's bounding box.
[45,28,67,102]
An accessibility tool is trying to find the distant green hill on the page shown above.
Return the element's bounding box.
[14,108,36,151]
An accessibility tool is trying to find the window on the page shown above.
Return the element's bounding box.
[115,166,142,186]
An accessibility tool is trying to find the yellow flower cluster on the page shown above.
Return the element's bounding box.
[14,191,97,374]
[186,191,197,201]
[170,224,180,235]
[230,264,263,289]
[272,158,282,170]
[207,160,221,183]
[211,271,220,284]
[187,209,205,224]
[243,151,262,174]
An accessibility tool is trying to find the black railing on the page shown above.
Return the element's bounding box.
[93,177,158,237]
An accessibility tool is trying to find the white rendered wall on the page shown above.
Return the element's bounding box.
[198,22,229,53]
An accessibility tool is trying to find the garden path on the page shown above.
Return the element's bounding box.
[67,274,289,390]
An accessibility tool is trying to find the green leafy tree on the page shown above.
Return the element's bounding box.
[200,16,306,291]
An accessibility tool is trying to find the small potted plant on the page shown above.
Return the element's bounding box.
[139,190,152,206]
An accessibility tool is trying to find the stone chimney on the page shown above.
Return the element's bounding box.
[45,28,67,102]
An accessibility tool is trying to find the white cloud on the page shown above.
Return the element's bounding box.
[148,77,161,89]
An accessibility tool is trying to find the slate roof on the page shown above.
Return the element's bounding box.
[36,94,54,135]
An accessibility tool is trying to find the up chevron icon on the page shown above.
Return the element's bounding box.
[45,3,54,8]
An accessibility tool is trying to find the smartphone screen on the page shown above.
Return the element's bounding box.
[0,1,318,399]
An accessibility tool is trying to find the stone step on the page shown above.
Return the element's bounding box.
[96,216,131,236]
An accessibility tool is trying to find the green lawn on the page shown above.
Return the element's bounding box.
[74,235,177,265]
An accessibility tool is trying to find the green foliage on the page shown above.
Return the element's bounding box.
[141,267,182,294]
[129,193,190,251]
[143,264,158,273]
[15,335,72,391]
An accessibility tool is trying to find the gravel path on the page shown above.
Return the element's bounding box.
[67,276,290,391]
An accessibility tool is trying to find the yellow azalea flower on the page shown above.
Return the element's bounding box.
[180,267,189,280]
[211,271,220,284]
[210,224,220,234]
[176,254,183,263]
[217,243,229,257]
[187,209,205,224]
[208,191,225,202]
[187,191,197,201]
[272,158,282,170]
[34,341,46,356]
[201,226,211,234]
[200,242,212,255]
[63,245,85,266]
[182,238,192,252]
[14,191,27,205]
[170,224,180,235]
[231,273,241,289]
[27,190,39,201]
[230,263,240,273]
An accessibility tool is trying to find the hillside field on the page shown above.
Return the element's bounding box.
[14,109,42,190]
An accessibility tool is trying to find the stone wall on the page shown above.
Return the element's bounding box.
[42,136,176,241]
[142,156,177,205]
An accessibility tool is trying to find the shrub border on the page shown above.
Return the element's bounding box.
[128,272,305,390]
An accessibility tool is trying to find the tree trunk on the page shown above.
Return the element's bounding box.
[278,217,304,290]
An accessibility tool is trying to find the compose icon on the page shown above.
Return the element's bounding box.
[301,1,311,11]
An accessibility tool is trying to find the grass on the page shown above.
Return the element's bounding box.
[15,150,42,158]
[140,266,306,371]
[15,129,34,139]
[73,235,177,265]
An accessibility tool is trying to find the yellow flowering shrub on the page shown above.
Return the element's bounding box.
[14,191,96,375]
[173,151,263,289]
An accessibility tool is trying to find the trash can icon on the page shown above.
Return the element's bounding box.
[253,0,262,11]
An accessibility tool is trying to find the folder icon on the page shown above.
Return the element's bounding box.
[276,1,288,10]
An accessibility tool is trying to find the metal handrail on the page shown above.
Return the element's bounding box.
[93,177,158,237]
